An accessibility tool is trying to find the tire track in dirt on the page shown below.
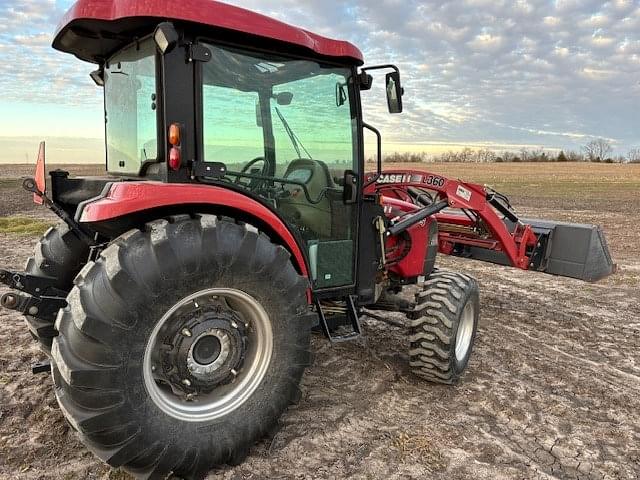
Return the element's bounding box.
[500,324,640,388]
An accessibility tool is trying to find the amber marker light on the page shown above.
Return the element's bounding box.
[169,123,181,146]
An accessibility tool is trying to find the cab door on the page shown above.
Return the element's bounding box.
[199,42,360,290]
[270,70,359,290]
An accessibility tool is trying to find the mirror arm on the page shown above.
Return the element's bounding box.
[361,64,401,75]
[362,122,382,188]
[359,65,401,91]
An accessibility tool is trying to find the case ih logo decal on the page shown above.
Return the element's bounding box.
[377,174,419,184]
[377,173,446,187]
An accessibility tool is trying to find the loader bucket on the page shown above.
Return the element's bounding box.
[524,219,616,282]
[455,218,616,282]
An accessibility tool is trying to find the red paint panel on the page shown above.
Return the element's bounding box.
[391,218,433,278]
[55,0,363,63]
[79,182,309,278]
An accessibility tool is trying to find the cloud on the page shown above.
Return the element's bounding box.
[0,1,100,107]
[0,0,638,154]
[13,33,51,46]
[468,34,506,52]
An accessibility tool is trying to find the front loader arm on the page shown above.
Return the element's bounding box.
[365,170,615,282]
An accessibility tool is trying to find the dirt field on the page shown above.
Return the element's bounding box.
[1,162,639,479]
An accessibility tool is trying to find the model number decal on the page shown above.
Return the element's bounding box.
[424,175,445,188]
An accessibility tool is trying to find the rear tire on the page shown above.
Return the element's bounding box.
[51,215,313,478]
[407,270,480,384]
[24,223,90,353]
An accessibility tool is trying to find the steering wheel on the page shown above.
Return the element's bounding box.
[237,157,268,189]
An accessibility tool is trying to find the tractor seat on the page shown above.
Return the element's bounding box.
[279,159,340,239]
[283,158,336,192]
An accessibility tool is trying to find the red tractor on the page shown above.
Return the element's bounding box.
[0,1,615,478]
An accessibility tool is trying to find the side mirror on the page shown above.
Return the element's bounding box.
[343,170,358,204]
[386,71,403,114]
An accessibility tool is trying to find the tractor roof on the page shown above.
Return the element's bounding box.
[53,0,364,65]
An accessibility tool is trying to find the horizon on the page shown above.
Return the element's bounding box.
[0,135,629,166]
[0,1,638,163]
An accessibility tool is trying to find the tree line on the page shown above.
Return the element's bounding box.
[372,139,640,164]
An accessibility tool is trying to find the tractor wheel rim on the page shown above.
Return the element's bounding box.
[143,288,273,422]
[455,302,475,362]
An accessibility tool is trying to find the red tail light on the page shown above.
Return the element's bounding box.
[34,141,46,205]
[169,146,181,170]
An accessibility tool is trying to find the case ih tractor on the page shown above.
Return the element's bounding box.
[0,1,615,478]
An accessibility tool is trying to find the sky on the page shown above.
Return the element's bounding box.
[0,0,638,163]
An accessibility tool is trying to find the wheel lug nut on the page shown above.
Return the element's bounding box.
[182,379,192,387]
[181,328,192,337]
[231,321,238,329]
[230,369,238,376]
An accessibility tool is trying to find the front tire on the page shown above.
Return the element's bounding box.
[51,215,313,478]
[407,270,480,384]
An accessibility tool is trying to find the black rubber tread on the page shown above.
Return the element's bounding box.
[406,269,480,385]
[51,215,313,479]
[24,223,90,353]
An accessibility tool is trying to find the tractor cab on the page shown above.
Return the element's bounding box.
[52,4,401,294]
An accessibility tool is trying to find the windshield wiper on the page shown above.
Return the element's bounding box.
[274,107,312,160]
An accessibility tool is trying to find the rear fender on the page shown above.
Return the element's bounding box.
[77,182,309,279]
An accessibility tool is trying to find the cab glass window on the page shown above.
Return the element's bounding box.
[104,39,157,175]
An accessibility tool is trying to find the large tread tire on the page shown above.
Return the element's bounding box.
[407,270,480,384]
[51,215,313,479]
[24,223,90,353]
